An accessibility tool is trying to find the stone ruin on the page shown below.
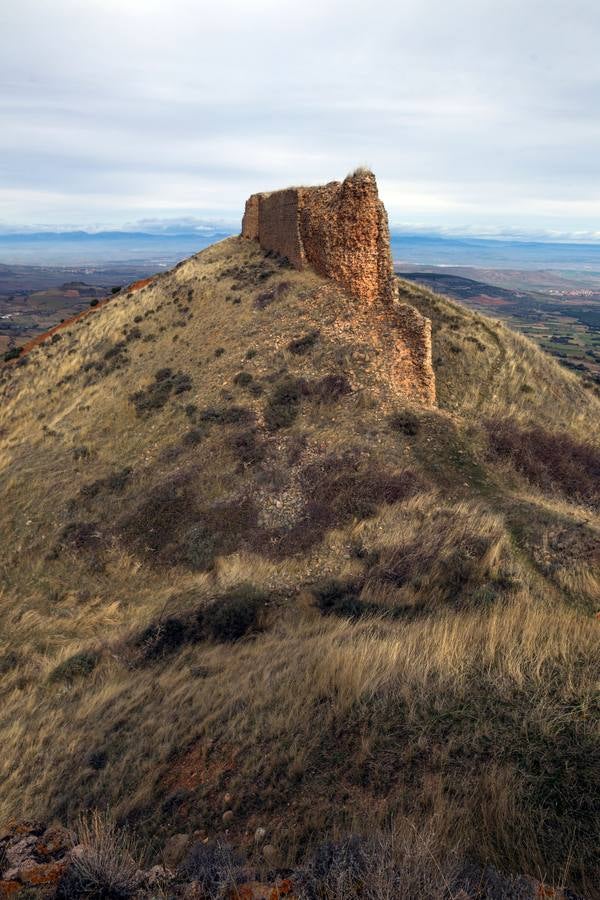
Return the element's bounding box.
[241,169,436,405]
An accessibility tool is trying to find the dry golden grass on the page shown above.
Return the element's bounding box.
[0,598,597,891]
[0,237,598,895]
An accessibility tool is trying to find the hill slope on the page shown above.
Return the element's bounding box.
[0,237,598,894]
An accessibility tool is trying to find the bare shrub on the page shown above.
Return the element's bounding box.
[486,419,600,507]
[177,841,243,896]
[295,825,458,900]
[57,811,141,899]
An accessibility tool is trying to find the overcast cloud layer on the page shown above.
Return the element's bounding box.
[2,0,600,236]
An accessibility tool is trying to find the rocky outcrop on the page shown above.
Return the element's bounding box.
[242,169,436,405]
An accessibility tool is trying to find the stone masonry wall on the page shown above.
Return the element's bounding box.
[241,170,436,404]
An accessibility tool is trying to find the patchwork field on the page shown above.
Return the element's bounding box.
[398,268,600,385]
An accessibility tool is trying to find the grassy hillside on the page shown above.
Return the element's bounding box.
[0,238,598,895]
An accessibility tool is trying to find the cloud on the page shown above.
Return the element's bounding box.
[1,0,599,231]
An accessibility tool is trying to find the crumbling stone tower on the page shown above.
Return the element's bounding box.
[242,169,436,404]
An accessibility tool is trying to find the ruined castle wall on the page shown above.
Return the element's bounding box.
[241,194,261,241]
[240,170,436,405]
[392,304,436,406]
[299,172,396,306]
[242,188,306,269]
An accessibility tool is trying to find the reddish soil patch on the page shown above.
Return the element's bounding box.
[128,277,155,292]
[164,742,237,793]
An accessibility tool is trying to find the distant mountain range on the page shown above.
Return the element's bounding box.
[2,227,600,268]
[390,232,600,268]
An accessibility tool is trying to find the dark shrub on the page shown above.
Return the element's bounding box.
[245,349,258,360]
[230,428,265,466]
[214,347,225,357]
[56,521,102,552]
[254,281,290,309]
[89,299,99,307]
[312,580,371,619]
[111,286,122,294]
[233,370,253,387]
[0,650,19,675]
[486,419,600,507]
[88,750,108,770]
[178,841,243,894]
[388,410,420,436]
[51,332,62,344]
[204,585,263,642]
[295,836,367,900]
[81,468,132,499]
[264,377,308,430]
[287,329,320,355]
[3,346,22,362]
[181,524,217,570]
[105,468,132,492]
[125,327,142,343]
[198,405,254,426]
[136,617,188,660]
[117,478,195,556]
[130,370,192,415]
[310,374,352,403]
[183,427,205,446]
[49,650,99,684]
[303,454,417,524]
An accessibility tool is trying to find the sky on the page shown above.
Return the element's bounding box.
[2,0,600,238]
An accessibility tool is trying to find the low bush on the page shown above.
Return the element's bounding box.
[230,427,266,466]
[55,521,102,553]
[310,373,351,402]
[204,585,264,642]
[56,811,141,899]
[130,370,192,415]
[181,523,217,570]
[312,580,372,620]
[136,617,189,661]
[233,370,253,387]
[3,346,22,362]
[177,841,242,895]
[294,829,458,900]
[287,329,320,355]
[49,651,99,684]
[0,650,19,675]
[254,281,290,309]
[198,404,254,426]
[183,427,206,446]
[80,467,132,500]
[264,377,308,430]
[388,410,420,436]
[486,419,600,507]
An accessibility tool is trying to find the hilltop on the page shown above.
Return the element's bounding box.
[0,174,598,898]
